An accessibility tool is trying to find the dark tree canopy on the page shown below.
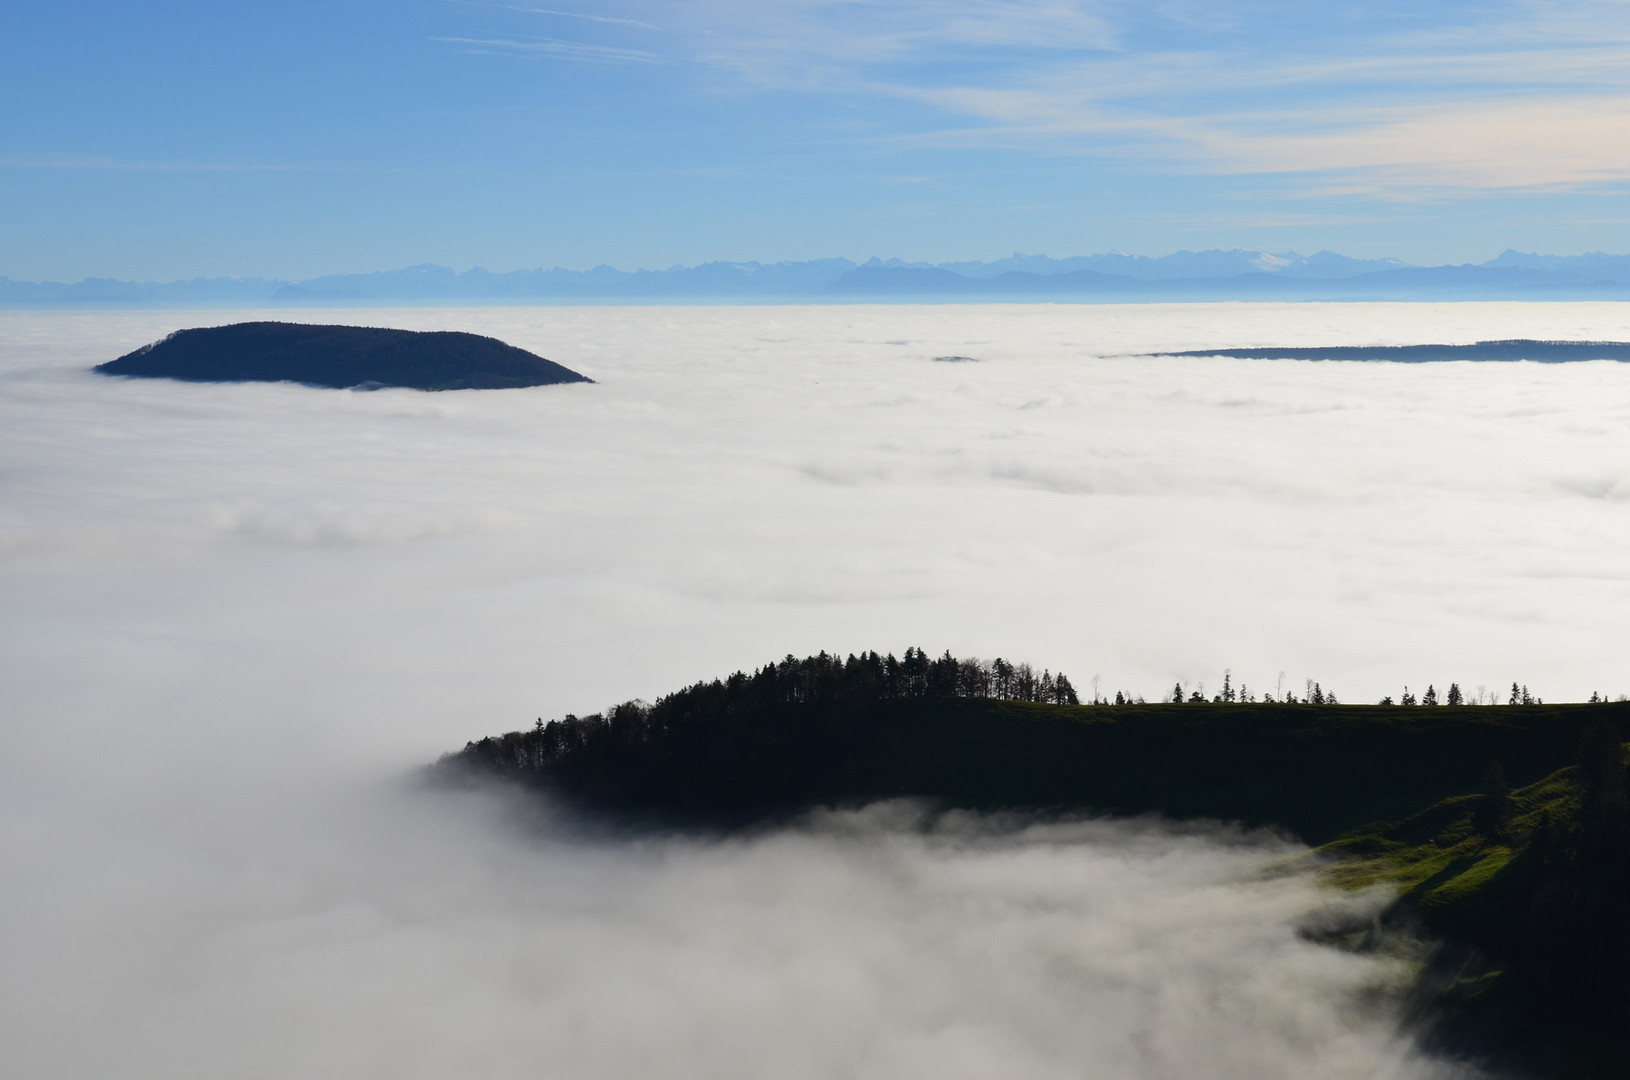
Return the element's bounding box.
[94,321,593,391]
[445,648,1086,818]
[441,649,1615,841]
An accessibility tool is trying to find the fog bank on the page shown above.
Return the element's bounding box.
[5,299,1622,1076]
[5,302,1627,727]
[7,783,1444,1080]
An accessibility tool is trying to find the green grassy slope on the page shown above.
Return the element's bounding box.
[1316,746,1630,1076]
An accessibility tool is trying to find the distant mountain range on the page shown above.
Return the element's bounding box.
[6,249,1630,306]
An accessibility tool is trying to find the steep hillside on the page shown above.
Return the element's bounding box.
[441,649,1630,1073]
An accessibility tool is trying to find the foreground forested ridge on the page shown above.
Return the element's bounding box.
[443,647,1608,830]
[442,648,1630,1073]
[451,649,1080,817]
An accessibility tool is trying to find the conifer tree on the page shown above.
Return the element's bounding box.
[1052,672,1079,705]
[992,658,1014,698]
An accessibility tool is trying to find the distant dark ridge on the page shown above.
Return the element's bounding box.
[1160,339,1630,363]
[95,321,592,390]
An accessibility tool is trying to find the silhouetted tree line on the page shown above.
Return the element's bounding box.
[1166,673,1585,707]
[1164,671,1343,704]
[1110,672,1615,708]
[450,649,1078,813]
[459,654,1608,799]
[1378,682,1582,706]
[1152,674,1562,706]
[447,646,1624,827]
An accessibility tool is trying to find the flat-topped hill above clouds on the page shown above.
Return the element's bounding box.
[94,321,592,391]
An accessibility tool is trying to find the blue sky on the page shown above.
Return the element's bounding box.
[6,0,1630,280]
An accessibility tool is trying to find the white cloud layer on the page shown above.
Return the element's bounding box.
[5,301,1628,1076]
[3,780,1442,1079]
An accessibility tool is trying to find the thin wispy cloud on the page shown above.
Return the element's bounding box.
[543,0,1630,197]
[511,6,659,29]
[0,155,312,173]
[450,1,661,30]
[684,0,1120,58]
[1262,44,1630,91]
[1194,97,1630,193]
[878,88,1630,193]
[431,35,665,63]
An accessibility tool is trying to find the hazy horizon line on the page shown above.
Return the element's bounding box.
[9,245,1630,288]
[7,248,1630,309]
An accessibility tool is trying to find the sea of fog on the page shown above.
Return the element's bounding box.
[5,300,1628,1077]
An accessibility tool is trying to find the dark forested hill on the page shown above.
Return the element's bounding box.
[441,649,1630,1073]
[441,649,1617,838]
[95,321,592,390]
